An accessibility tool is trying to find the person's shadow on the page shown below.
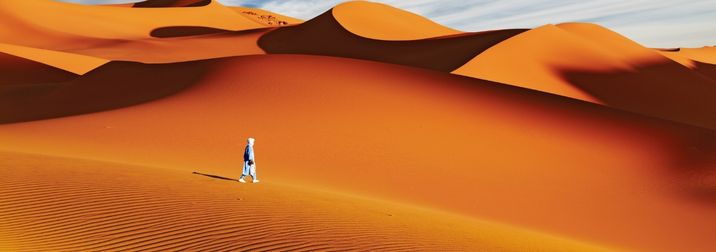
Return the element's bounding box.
[192,171,240,182]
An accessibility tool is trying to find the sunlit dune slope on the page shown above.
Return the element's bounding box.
[76,29,268,63]
[0,0,262,46]
[679,46,716,64]
[230,6,303,26]
[332,1,461,40]
[454,22,716,130]
[2,54,716,252]
[259,9,524,72]
[0,0,276,63]
[0,151,611,251]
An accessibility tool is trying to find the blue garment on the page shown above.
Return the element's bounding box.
[240,161,256,179]
[240,144,256,179]
[243,145,254,161]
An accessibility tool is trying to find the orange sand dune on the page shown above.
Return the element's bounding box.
[454,22,716,130]
[0,151,611,251]
[0,0,265,56]
[259,9,524,72]
[678,46,716,64]
[73,29,268,63]
[0,0,277,63]
[0,60,214,123]
[0,42,108,75]
[2,54,716,252]
[659,47,716,80]
[230,6,303,26]
[332,1,461,40]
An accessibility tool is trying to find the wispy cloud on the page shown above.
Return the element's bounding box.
[58,0,716,47]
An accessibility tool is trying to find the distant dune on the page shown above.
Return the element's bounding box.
[332,1,461,40]
[0,0,278,63]
[454,22,716,130]
[258,3,525,72]
[1,1,716,251]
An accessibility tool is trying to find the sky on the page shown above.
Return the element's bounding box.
[60,0,716,48]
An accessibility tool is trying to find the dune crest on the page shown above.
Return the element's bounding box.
[454,22,716,130]
[258,9,524,72]
[0,43,108,75]
[332,1,461,40]
[0,0,265,49]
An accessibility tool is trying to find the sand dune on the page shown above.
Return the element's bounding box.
[230,6,303,26]
[454,22,716,130]
[2,1,716,251]
[0,0,272,63]
[659,47,716,80]
[332,1,461,40]
[0,0,263,47]
[0,52,77,86]
[2,54,716,251]
[259,9,524,72]
[73,29,269,63]
[0,60,214,123]
[677,46,716,64]
[0,42,108,75]
[0,151,610,251]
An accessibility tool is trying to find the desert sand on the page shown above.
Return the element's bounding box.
[0,151,609,251]
[1,0,716,251]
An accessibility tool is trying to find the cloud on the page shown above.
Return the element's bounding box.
[57,0,716,47]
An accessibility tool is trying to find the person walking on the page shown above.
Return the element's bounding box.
[239,137,259,183]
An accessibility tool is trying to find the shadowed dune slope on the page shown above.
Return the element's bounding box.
[0,151,612,251]
[2,55,716,251]
[454,22,716,130]
[259,9,525,72]
[332,1,461,40]
[659,47,716,80]
[0,60,214,123]
[0,43,108,75]
[0,52,77,86]
[133,0,211,7]
[150,26,235,38]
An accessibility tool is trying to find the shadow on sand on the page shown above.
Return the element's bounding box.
[192,171,239,182]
